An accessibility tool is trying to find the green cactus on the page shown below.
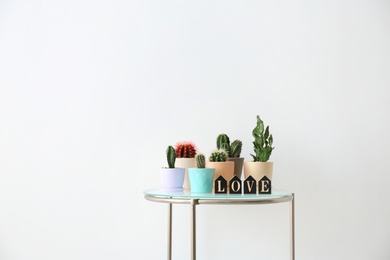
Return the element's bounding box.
[195,153,206,168]
[217,134,230,150]
[209,149,228,162]
[166,145,176,168]
[216,133,242,158]
[230,140,242,157]
[250,115,274,162]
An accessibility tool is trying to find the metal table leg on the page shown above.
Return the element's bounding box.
[167,203,172,260]
[290,193,295,260]
[190,199,198,260]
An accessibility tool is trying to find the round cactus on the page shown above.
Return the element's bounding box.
[209,149,228,162]
[175,141,197,158]
[195,154,205,168]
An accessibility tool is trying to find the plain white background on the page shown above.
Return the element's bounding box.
[1,1,389,259]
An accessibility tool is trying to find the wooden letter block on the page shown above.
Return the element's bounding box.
[244,175,256,194]
[215,175,227,194]
[229,175,242,195]
[259,176,271,194]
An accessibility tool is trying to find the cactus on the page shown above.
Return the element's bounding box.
[216,133,242,157]
[216,134,230,151]
[195,153,206,168]
[166,145,176,168]
[209,149,228,162]
[230,140,242,157]
[250,115,274,162]
[175,141,197,158]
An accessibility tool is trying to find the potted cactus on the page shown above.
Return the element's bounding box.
[174,141,197,190]
[160,145,185,191]
[216,133,244,178]
[244,115,275,183]
[205,149,235,188]
[188,154,215,193]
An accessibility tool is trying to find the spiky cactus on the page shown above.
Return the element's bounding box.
[250,115,274,162]
[209,149,228,162]
[175,141,197,158]
[195,153,205,168]
[216,133,242,157]
[166,145,176,168]
[216,134,230,153]
[230,140,242,157]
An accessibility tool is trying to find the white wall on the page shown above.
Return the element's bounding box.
[1,1,389,259]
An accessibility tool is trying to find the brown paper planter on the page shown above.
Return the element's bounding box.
[205,161,234,189]
[243,161,273,182]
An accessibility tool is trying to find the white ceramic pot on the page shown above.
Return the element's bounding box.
[175,158,196,190]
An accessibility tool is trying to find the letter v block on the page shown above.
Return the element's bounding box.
[259,176,271,194]
[229,175,242,195]
[214,175,227,194]
[244,175,256,194]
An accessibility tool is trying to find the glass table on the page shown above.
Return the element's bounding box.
[144,189,295,260]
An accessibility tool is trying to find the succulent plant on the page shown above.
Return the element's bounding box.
[216,133,242,158]
[250,115,274,162]
[209,149,228,162]
[166,145,176,168]
[195,153,206,168]
[175,141,197,158]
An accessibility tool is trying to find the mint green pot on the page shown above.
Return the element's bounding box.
[188,168,215,193]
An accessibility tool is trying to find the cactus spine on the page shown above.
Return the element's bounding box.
[209,149,228,162]
[166,145,176,168]
[175,142,197,158]
[250,115,274,162]
[195,154,206,168]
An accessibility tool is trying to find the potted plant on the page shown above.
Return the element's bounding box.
[216,133,244,178]
[205,149,234,188]
[188,153,215,193]
[244,115,275,183]
[174,141,197,190]
[160,145,185,191]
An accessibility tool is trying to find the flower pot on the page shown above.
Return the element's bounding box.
[227,157,244,179]
[205,161,235,189]
[160,168,185,191]
[188,168,215,193]
[243,161,273,182]
[175,158,196,191]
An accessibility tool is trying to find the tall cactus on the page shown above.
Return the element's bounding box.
[250,115,274,162]
[175,141,197,158]
[195,154,205,168]
[209,149,228,162]
[166,145,176,168]
[217,134,230,149]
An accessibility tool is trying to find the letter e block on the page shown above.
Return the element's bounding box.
[259,176,271,194]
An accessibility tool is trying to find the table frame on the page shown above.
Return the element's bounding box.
[144,193,295,260]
